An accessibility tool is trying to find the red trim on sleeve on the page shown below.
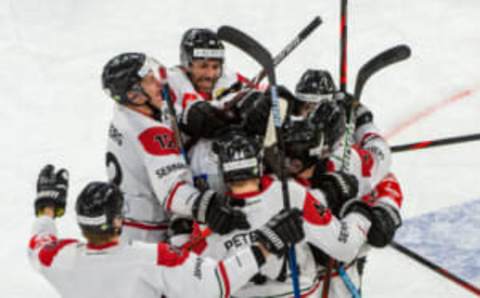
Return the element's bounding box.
[352,145,374,177]
[218,261,231,298]
[38,239,78,267]
[182,93,198,109]
[138,126,180,156]
[303,192,332,226]
[156,242,189,267]
[123,219,169,231]
[374,173,403,208]
[165,181,186,212]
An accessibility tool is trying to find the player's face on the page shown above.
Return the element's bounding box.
[189,59,222,94]
[140,73,164,109]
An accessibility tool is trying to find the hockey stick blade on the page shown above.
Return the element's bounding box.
[217,26,276,84]
[354,45,411,100]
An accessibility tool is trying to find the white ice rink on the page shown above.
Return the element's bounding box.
[1,0,479,297]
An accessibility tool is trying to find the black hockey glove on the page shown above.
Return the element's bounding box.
[310,171,359,216]
[181,101,228,139]
[354,103,374,130]
[192,190,250,235]
[255,208,304,257]
[241,92,271,136]
[35,164,69,217]
[367,204,402,247]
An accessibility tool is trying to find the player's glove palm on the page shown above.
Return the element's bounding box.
[255,208,304,257]
[35,164,69,217]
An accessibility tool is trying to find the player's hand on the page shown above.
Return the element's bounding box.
[193,190,250,235]
[35,164,69,218]
[311,171,359,216]
[255,208,304,257]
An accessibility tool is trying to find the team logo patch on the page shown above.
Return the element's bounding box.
[138,127,180,156]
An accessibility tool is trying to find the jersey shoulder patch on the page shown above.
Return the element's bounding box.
[138,126,180,156]
[37,239,78,267]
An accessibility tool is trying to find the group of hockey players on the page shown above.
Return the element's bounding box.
[28,27,404,298]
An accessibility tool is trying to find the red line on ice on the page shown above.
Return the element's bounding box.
[385,88,477,139]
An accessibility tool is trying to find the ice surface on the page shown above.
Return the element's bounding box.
[1,0,479,297]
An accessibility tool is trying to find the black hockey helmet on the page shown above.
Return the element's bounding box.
[295,69,336,102]
[283,100,345,174]
[76,182,124,235]
[102,52,166,104]
[213,129,263,183]
[180,28,225,68]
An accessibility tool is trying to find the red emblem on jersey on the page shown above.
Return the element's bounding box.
[352,145,374,177]
[157,242,189,267]
[138,127,179,156]
[303,193,332,226]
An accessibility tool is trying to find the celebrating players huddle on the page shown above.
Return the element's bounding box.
[28,28,403,298]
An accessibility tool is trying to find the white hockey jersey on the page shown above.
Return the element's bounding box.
[195,175,371,297]
[28,216,261,298]
[327,121,392,197]
[106,104,200,242]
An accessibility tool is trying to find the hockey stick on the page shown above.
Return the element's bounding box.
[353,45,411,103]
[391,241,480,296]
[390,133,480,153]
[162,84,188,161]
[328,2,362,297]
[182,18,323,250]
[218,25,302,298]
[341,45,412,170]
[218,16,322,109]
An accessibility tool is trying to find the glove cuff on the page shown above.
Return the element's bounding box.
[192,190,215,223]
[339,199,372,221]
[256,227,285,256]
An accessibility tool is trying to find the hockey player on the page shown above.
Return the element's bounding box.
[29,164,305,298]
[282,101,403,296]
[102,52,250,243]
[168,28,253,139]
[188,130,376,297]
[166,28,266,192]
[291,69,337,118]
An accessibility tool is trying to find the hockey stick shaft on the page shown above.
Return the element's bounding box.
[253,16,322,85]
[332,2,360,297]
[391,133,480,153]
[339,0,348,93]
[162,84,188,161]
[219,16,322,109]
[218,25,302,298]
[391,241,480,295]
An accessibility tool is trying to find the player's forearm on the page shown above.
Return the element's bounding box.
[305,212,371,263]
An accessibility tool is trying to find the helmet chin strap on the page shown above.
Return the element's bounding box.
[127,84,163,122]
